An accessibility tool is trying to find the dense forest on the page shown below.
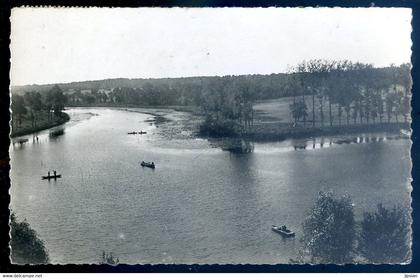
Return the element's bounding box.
[11,60,411,137]
[12,73,291,106]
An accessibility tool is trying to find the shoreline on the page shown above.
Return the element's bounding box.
[240,122,410,142]
[11,112,70,138]
[28,106,410,143]
[65,103,198,113]
[137,105,410,142]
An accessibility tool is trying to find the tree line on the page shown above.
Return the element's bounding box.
[12,61,411,136]
[60,74,290,107]
[288,60,411,127]
[13,74,291,107]
[11,85,67,131]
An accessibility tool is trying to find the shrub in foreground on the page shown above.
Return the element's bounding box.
[10,213,49,264]
[299,191,356,264]
[359,204,411,263]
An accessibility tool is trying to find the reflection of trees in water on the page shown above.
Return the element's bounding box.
[213,138,255,154]
[223,144,262,240]
[225,144,257,192]
[49,128,65,139]
[227,139,254,154]
[291,134,401,151]
[292,139,307,150]
[12,138,29,147]
[213,132,406,154]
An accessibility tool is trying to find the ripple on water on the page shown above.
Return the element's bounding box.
[9,108,412,264]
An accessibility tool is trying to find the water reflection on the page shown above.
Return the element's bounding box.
[12,138,29,147]
[292,139,307,150]
[289,134,408,152]
[9,108,412,264]
[225,151,261,241]
[213,138,255,154]
[49,128,65,139]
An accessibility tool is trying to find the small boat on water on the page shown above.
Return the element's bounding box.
[128,131,147,135]
[141,161,155,169]
[42,174,62,180]
[272,225,295,237]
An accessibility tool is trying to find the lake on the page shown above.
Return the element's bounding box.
[9,108,412,264]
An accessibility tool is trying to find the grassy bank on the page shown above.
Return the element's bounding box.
[198,96,411,141]
[11,111,70,138]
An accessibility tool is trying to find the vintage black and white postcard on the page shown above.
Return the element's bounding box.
[8,7,412,265]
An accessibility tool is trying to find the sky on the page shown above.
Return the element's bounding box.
[10,7,412,86]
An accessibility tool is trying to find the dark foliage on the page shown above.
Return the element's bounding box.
[11,85,68,136]
[10,213,49,264]
[46,85,67,117]
[11,94,26,128]
[298,191,356,264]
[359,204,411,264]
[100,251,119,265]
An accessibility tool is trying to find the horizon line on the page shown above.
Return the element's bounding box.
[11,61,411,88]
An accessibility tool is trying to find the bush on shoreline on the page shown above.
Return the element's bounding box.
[10,213,49,264]
[199,116,242,137]
[100,251,119,265]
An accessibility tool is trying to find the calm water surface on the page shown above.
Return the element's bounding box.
[10,108,412,264]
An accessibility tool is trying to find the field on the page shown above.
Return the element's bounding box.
[249,97,409,141]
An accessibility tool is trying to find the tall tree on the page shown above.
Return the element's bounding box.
[24,91,43,128]
[11,94,27,128]
[299,191,356,264]
[46,85,67,118]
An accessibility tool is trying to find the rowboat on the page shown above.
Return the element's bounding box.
[42,174,62,180]
[141,161,155,169]
[272,225,295,237]
[128,131,147,135]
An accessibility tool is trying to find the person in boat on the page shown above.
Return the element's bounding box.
[47,171,50,178]
[53,170,56,176]
[151,162,155,166]
[281,225,287,230]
